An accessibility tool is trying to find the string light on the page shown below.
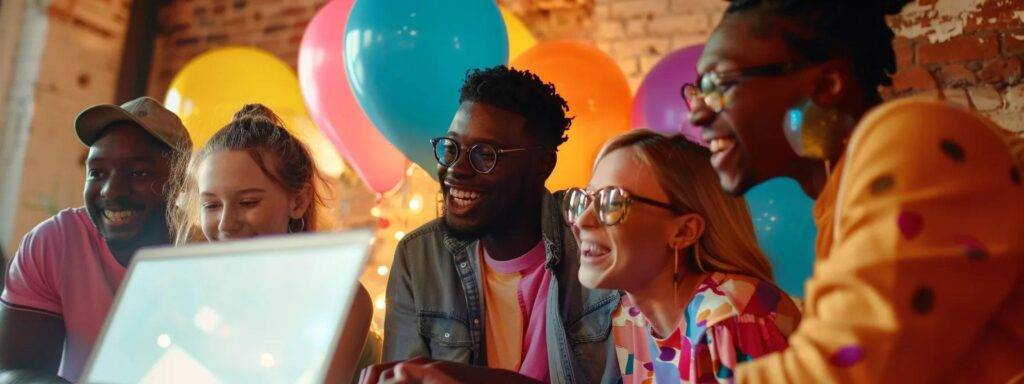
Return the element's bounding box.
[375,295,386,310]
[370,206,382,218]
[408,194,424,212]
[376,265,389,276]
[394,231,406,241]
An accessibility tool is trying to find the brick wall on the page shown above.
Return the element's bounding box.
[148,0,326,100]
[2,0,131,256]
[890,0,1024,131]
[589,0,726,90]
[150,0,1024,131]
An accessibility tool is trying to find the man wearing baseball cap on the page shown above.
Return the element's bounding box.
[0,97,191,383]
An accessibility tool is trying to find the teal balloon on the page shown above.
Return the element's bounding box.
[344,0,509,175]
[744,177,816,297]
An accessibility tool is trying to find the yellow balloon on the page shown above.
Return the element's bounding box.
[164,47,345,177]
[500,7,537,61]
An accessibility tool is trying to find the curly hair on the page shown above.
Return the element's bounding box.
[459,65,572,150]
[724,0,913,100]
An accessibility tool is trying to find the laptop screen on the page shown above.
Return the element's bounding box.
[84,232,370,384]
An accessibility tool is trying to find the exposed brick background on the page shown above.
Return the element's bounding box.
[3,0,131,256]
[890,0,1024,130]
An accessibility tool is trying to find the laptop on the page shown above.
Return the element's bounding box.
[81,230,374,384]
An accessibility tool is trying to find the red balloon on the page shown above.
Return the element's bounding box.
[299,0,407,193]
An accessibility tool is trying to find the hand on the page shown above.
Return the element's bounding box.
[358,358,540,384]
[358,357,456,384]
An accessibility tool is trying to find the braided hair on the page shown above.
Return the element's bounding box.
[724,0,913,100]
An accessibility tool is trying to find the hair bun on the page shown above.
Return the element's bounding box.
[232,103,285,126]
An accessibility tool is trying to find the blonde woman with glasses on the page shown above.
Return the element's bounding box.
[565,130,800,383]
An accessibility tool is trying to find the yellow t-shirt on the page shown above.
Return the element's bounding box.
[479,240,550,382]
[737,97,1024,382]
[482,260,524,372]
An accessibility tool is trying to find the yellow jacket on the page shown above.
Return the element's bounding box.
[737,97,1024,383]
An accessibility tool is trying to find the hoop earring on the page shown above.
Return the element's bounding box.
[288,217,306,233]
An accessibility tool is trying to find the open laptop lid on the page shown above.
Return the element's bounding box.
[82,229,374,384]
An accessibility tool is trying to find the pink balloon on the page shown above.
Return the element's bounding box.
[299,0,407,193]
[632,44,706,146]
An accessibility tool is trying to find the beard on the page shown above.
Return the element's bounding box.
[441,178,536,242]
[441,203,491,241]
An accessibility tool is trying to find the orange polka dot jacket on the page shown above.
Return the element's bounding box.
[736,97,1024,383]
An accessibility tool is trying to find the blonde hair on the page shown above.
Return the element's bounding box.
[168,104,332,244]
[595,130,774,283]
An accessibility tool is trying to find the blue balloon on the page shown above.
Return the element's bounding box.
[744,177,817,297]
[344,0,509,175]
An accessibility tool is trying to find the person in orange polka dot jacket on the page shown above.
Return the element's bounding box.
[685,0,1024,382]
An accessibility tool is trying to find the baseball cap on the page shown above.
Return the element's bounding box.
[75,96,192,152]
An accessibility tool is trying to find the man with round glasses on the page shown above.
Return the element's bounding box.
[368,66,621,383]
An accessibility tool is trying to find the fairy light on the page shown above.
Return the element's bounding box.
[408,194,424,212]
[376,265,389,276]
[394,231,406,241]
[370,206,382,218]
[375,295,386,310]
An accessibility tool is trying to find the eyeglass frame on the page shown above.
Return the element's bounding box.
[430,136,549,174]
[563,186,684,227]
[680,62,812,114]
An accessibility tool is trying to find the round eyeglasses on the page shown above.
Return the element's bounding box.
[563,186,683,226]
[431,137,547,174]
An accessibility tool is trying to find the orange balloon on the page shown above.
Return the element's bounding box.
[512,41,632,191]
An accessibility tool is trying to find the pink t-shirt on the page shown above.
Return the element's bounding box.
[1,207,125,382]
[481,240,551,382]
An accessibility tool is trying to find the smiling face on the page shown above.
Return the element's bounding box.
[439,101,549,239]
[196,150,306,241]
[572,147,682,291]
[83,122,173,254]
[690,14,815,195]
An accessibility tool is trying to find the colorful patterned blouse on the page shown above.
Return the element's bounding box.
[611,272,801,384]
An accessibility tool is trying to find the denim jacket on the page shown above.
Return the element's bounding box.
[382,191,622,384]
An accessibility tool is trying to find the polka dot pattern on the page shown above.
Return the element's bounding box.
[939,139,966,162]
[870,174,895,195]
[911,286,935,314]
[829,345,866,368]
[897,211,924,240]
